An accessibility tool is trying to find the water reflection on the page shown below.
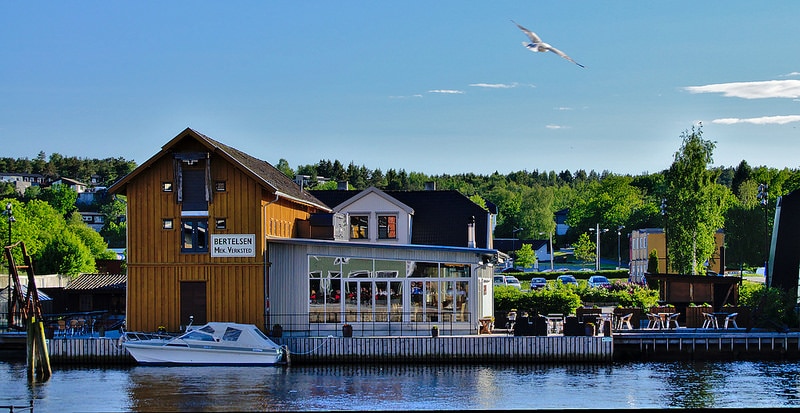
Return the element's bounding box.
[2,360,800,411]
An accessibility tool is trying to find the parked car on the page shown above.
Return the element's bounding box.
[504,276,522,290]
[587,275,611,288]
[493,275,506,287]
[529,277,547,289]
[556,275,578,286]
[501,267,525,273]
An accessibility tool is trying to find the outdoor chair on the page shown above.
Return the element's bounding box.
[616,313,633,330]
[666,312,680,329]
[69,319,78,336]
[57,319,67,337]
[646,313,662,329]
[702,313,716,329]
[724,313,739,329]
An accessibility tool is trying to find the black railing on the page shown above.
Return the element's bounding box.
[267,311,477,337]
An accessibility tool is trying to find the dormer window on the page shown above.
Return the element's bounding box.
[350,215,368,240]
[378,215,397,239]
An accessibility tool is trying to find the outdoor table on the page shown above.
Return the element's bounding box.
[545,314,564,334]
[658,313,675,329]
[710,312,730,329]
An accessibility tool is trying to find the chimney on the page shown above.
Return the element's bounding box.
[467,216,476,248]
[337,181,349,190]
[424,181,436,191]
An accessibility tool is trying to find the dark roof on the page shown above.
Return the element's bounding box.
[309,189,493,248]
[494,239,549,254]
[108,128,329,211]
[65,273,127,291]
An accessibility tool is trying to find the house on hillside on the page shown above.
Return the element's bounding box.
[109,128,499,336]
[0,172,46,195]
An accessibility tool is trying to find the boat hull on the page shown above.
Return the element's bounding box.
[124,342,283,365]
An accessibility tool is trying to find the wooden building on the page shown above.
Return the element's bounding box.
[108,128,330,331]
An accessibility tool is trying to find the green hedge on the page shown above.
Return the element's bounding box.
[493,280,659,317]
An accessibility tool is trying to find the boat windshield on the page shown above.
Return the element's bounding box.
[181,331,216,341]
[222,327,242,342]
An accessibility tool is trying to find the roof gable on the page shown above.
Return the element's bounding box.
[333,186,414,214]
[108,128,329,211]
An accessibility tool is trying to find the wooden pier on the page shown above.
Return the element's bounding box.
[614,330,800,361]
[9,330,800,365]
[276,335,613,364]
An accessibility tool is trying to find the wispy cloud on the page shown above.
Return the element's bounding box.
[684,80,800,99]
[546,124,568,130]
[388,94,423,99]
[427,89,465,94]
[469,83,518,89]
[713,115,800,125]
[555,107,573,111]
[780,72,800,78]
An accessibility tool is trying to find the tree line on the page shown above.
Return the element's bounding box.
[282,125,800,273]
[4,125,799,275]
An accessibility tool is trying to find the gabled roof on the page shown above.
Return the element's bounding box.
[332,186,414,214]
[310,189,492,247]
[65,273,127,291]
[108,128,329,211]
[53,177,86,187]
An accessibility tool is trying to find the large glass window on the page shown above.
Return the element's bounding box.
[181,219,208,253]
[308,256,471,325]
[378,215,397,239]
[350,215,369,239]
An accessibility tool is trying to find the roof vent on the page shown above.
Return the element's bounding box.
[424,181,436,191]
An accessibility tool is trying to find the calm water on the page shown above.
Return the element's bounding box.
[2,359,800,411]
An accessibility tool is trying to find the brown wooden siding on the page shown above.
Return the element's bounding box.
[124,150,314,332]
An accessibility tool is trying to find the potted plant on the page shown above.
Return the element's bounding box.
[272,323,283,338]
[342,323,353,337]
[431,325,439,338]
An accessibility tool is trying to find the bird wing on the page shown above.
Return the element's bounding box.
[544,45,585,68]
[511,20,542,43]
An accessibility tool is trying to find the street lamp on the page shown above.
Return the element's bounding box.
[511,227,523,265]
[588,224,608,271]
[617,225,625,269]
[660,198,669,274]
[758,184,769,278]
[5,202,14,328]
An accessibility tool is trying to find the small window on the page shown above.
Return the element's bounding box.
[181,219,209,253]
[350,215,368,239]
[215,218,227,230]
[162,182,173,192]
[378,215,397,239]
[215,181,226,192]
[163,219,174,230]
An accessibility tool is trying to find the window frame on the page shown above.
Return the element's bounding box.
[377,214,397,240]
[181,218,209,253]
[349,214,369,240]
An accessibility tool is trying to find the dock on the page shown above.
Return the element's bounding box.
[16,329,800,365]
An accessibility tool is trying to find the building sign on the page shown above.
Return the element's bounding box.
[211,234,256,257]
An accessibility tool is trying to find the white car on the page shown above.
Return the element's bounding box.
[503,276,522,290]
[587,275,611,288]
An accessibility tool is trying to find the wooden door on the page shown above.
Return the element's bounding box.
[180,281,207,326]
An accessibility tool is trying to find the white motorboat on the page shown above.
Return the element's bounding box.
[122,322,286,365]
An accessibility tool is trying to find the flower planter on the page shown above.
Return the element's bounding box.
[342,324,353,337]
[685,307,712,328]
[431,327,439,338]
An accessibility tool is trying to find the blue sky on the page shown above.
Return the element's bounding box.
[2,1,799,176]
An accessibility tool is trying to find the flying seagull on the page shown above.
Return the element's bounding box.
[512,20,584,68]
